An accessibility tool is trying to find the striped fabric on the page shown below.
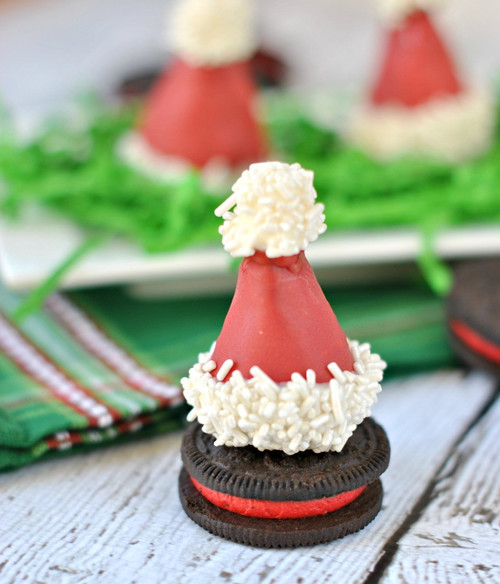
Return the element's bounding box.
[0,285,186,470]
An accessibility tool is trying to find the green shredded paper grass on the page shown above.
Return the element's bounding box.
[1,95,500,298]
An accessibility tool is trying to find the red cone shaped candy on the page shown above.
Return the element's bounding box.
[182,162,388,454]
[212,251,354,383]
[371,10,462,108]
[348,4,493,162]
[139,59,267,168]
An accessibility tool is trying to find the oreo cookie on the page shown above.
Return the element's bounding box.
[447,259,500,377]
[178,418,390,548]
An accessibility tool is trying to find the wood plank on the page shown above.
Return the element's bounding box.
[0,371,495,584]
[380,384,500,584]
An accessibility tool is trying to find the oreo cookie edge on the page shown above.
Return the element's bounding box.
[447,259,500,377]
[178,418,390,548]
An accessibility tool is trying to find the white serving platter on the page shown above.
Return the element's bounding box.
[1,204,499,297]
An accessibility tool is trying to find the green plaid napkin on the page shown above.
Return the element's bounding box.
[0,279,456,471]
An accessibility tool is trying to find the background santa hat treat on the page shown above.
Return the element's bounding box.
[348,0,495,162]
[120,0,267,183]
[179,162,390,548]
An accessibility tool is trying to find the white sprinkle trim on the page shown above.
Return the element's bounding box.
[217,359,234,381]
[181,339,386,455]
[348,88,494,163]
[117,132,238,191]
[170,0,256,67]
[215,161,327,258]
[202,360,217,373]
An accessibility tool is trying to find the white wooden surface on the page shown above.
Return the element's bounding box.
[384,385,500,584]
[0,370,498,584]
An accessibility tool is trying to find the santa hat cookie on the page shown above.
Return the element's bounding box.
[348,0,494,162]
[179,162,390,547]
[121,0,266,183]
[182,161,386,454]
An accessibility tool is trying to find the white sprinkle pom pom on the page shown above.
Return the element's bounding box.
[215,162,327,258]
[377,0,445,22]
[170,0,256,67]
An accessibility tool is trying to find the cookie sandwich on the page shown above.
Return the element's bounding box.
[179,162,390,547]
[447,259,500,378]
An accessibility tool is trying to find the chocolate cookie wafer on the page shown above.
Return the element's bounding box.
[179,418,390,548]
[447,259,500,377]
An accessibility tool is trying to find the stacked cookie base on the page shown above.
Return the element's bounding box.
[178,418,390,548]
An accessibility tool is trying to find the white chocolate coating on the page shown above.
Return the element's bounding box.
[181,340,386,455]
[348,89,494,163]
[214,161,327,258]
[170,0,256,67]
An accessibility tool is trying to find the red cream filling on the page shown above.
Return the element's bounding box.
[450,319,500,365]
[190,476,366,519]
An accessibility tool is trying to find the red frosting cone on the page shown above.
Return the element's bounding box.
[139,58,267,168]
[371,10,463,108]
[211,251,354,383]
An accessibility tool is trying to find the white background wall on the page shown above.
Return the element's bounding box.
[0,0,498,117]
